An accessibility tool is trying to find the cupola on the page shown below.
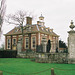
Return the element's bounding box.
[39,14,44,21]
[37,14,45,26]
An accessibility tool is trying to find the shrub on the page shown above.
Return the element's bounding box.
[36,44,43,53]
[0,50,17,58]
[64,49,68,53]
[47,40,51,53]
[26,49,33,53]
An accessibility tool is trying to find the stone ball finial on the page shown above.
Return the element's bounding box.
[69,20,75,30]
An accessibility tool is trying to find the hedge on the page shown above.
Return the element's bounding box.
[0,50,17,58]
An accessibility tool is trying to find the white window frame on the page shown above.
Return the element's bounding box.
[25,37,29,49]
[7,39,11,49]
[13,38,16,45]
[41,27,43,30]
[31,36,36,49]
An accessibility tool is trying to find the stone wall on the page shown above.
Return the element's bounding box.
[35,53,68,64]
[17,52,35,58]
[17,52,68,64]
[68,58,75,64]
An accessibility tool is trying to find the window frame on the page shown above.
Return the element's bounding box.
[13,38,16,45]
[7,39,11,49]
[31,36,36,49]
[25,37,29,49]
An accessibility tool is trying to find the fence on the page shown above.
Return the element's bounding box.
[1,67,75,75]
[0,68,55,75]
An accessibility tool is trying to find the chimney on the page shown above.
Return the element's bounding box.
[26,17,32,25]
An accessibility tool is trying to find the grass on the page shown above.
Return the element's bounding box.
[0,58,75,75]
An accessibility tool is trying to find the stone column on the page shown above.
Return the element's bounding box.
[68,20,75,64]
[41,36,47,53]
[43,42,47,52]
[17,39,22,54]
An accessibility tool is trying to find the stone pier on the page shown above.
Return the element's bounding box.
[68,20,75,64]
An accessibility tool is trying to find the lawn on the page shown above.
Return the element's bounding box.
[0,58,75,75]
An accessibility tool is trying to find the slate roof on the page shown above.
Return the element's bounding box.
[4,24,59,37]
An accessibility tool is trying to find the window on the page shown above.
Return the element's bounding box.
[32,37,36,49]
[41,27,43,30]
[13,38,16,45]
[25,37,29,49]
[7,39,11,49]
[53,37,55,39]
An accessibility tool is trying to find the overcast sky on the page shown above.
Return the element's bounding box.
[0,0,75,46]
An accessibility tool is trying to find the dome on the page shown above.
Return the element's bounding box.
[39,14,44,20]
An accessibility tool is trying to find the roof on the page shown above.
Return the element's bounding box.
[4,24,59,37]
[39,14,44,18]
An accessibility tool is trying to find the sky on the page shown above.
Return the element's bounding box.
[0,0,75,46]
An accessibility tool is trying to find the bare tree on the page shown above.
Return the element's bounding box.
[6,10,28,26]
[6,10,35,50]
[0,0,6,38]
